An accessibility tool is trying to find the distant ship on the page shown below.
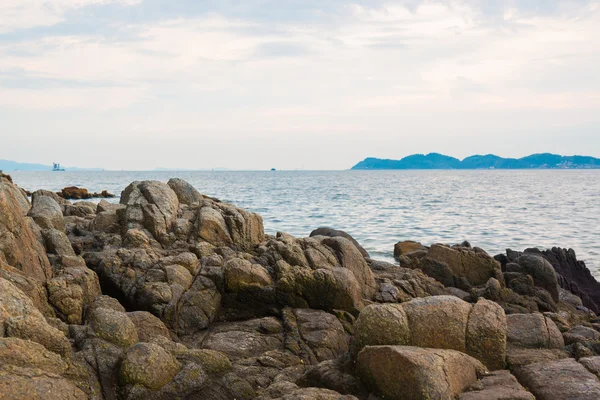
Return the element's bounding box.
[271,168,276,171]
[52,163,65,172]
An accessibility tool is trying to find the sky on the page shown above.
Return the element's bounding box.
[1,0,599,170]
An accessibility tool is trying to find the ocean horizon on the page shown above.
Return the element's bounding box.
[10,169,600,278]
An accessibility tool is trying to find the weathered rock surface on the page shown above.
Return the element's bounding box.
[353,296,506,369]
[514,358,600,400]
[458,370,534,400]
[506,313,564,349]
[357,345,486,400]
[0,178,52,281]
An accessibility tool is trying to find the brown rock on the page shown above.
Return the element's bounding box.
[0,181,52,281]
[506,313,564,349]
[458,370,534,400]
[0,365,87,400]
[466,298,507,370]
[514,358,600,400]
[394,240,426,259]
[356,345,486,400]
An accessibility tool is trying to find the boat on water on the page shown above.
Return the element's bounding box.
[52,163,65,172]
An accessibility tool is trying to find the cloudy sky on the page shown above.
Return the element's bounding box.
[1,0,599,170]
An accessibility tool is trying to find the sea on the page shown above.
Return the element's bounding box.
[10,170,600,278]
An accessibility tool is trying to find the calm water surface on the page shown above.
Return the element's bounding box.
[10,170,600,277]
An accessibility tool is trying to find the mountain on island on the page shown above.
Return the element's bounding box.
[0,159,102,172]
[351,153,600,170]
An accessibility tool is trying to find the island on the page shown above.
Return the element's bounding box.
[351,153,600,170]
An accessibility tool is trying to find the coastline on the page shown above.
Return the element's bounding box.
[2,174,600,399]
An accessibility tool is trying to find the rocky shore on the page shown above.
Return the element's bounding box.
[1,174,600,399]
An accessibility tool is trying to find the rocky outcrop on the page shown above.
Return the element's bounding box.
[400,242,503,290]
[0,177,52,281]
[497,247,600,314]
[3,175,600,400]
[310,227,369,258]
[60,186,116,200]
[353,296,507,369]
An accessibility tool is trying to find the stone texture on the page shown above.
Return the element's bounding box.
[458,370,534,400]
[356,345,486,400]
[506,313,564,349]
[119,342,181,390]
[0,179,52,281]
[514,358,600,400]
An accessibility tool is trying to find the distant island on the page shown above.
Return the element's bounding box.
[351,153,600,170]
[0,159,102,172]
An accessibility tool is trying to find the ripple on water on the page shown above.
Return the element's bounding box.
[10,169,600,277]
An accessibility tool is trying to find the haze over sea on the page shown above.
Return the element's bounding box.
[11,169,600,278]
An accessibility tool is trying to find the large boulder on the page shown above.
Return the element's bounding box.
[167,178,203,205]
[309,227,369,258]
[514,358,600,400]
[0,365,87,400]
[412,243,502,288]
[356,346,486,400]
[119,342,181,390]
[0,178,52,281]
[506,313,564,349]
[353,296,507,369]
[507,255,559,302]
[28,195,65,231]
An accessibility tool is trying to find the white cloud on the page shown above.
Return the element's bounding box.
[0,0,142,33]
[0,0,599,168]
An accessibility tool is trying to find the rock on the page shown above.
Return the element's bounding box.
[466,299,507,370]
[119,342,181,390]
[0,260,54,317]
[299,359,364,396]
[0,337,67,375]
[563,325,600,345]
[353,296,506,370]
[403,295,472,353]
[506,313,564,349]
[0,365,87,400]
[224,258,273,293]
[458,370,535,400]
[64,202,96,218]
[96,199,124,213]
[272,386,358,399]
[196,205,232,246]
[47,266,101,324]
[43,229,76,256]
[356,345,486,400]
[200,318,283,360]
[172,275,221,334]
[275,261,365,314]
[353,303,409,355]
[61,187,90,200]
[87,307,139,347]
[506,346,570,371]
[121,180,179,237]
[514,358,600,400]
[91,210,120,233]
[579,356,600,379]
[501,247,600,314]
[293,309,349,362]
[0,180,52,281]
[310,227,369,258]
[393,240,426,259]
[177,348,232,375]
[368,259,449,303]
[507,255,559,302]
[28,195,65,231]
[127,311,171,342]
[167,178,203,205]
[4,314,71,356]
[426,243,502,286]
